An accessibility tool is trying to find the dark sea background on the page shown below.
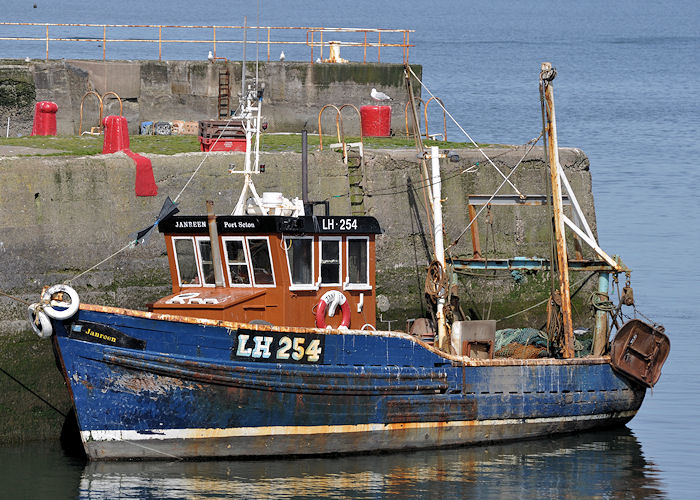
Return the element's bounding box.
[1,0,698,498]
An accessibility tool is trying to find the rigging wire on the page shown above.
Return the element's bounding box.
[445,133,542,252]
[324,138,537,202]
[66,101,241,283]
[406,65,523,196]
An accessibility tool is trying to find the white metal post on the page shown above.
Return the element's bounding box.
[430,146,448,350]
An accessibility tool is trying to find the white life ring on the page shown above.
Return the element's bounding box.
[27,303,52,338]
[315,290,351,330]
[41,284,80,320]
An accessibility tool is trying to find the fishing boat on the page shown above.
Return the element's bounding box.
[26,63,669,460]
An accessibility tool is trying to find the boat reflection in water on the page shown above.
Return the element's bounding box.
[78,429,664,499]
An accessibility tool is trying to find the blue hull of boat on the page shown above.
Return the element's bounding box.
[52,307,644,460]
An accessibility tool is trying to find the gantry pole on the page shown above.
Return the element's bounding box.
[541,62,574,358]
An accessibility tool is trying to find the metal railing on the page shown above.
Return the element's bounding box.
[0,22,413,63]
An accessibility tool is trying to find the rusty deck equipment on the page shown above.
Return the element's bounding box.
[27,63,669,460]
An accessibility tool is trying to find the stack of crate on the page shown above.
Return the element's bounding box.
[198,120,246,152]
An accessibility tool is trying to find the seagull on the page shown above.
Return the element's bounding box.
[371,88,392,101]
[279,51,285,61]
[208,51,214,62]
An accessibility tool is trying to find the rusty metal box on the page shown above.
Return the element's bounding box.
[610,319,670,387]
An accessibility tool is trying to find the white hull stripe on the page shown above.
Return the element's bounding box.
[82,411,637,443]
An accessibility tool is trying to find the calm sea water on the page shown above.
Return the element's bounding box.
[1,0,698,498]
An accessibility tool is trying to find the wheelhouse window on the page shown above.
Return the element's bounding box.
[247,237,275,286]
[320,237,341,286]
[196,237,216,286]
[285,237,314,287]
[173,237,200,286]
[223,237,251,286]
[346,237,370,287]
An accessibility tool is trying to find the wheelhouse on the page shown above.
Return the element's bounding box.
[151,214,382,329]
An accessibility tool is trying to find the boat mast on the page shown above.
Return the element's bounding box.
[232,17,267,216]
[428,145,449,351]
[541,62,574,358]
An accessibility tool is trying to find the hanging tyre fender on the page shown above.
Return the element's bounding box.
[41,284,80,321]
[27,303,53,339]
[315,290,351,330]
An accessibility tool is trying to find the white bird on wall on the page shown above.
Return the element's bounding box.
[371,88,392,101]
[279,51,285,61]
[208,51,214,62]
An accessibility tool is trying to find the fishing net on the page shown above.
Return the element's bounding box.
[494,327,594,358]
[494,328,549,359]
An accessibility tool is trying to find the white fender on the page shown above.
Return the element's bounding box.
[41,284,80,320]
[27,303,52,338]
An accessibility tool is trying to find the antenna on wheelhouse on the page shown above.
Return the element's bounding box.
[231,16,267,216]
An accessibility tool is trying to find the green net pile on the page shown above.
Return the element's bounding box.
[494,327,594,358]
[494,328,549,359]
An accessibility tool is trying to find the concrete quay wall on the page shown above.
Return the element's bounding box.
[0,60,418,137]
[0,146,597,443]
[0,146,596,329]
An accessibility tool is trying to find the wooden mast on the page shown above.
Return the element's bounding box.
[541,62,574,358]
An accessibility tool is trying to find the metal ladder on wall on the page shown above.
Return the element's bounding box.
[218,70,230,119]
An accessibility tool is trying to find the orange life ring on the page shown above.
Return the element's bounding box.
[315,290,351,329]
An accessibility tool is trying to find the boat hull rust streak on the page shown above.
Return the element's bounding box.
[55,305,644,460]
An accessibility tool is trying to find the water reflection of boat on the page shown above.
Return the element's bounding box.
[28,63,668,460]
[78,428,664,499]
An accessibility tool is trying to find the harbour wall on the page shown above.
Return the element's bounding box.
[0,60,418,137]
[0,146,596,442]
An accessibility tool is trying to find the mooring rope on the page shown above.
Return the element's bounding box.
[0,366,66,417]
[0,289,30,306]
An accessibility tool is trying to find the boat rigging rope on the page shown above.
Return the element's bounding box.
[64,241,136,284]
[445,133,542,252]
[173,112,240,204]
[406,65,523,196]
[324,140,530,201]
[63,112,241,284]
[496,271,596,322]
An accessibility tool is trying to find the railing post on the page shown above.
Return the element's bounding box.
[402,31,406,64]
[363,31,367,63]
[103,25,106,60]
[267,27,270,61]
[158,26,162,61]
[213,26,216,57]
[310,31,313,63]
[45,24,48,62]
[377,31,381,63]
[406,31,410,64]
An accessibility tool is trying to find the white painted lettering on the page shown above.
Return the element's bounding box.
[251,336,273,358]
[236,334,253,356]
